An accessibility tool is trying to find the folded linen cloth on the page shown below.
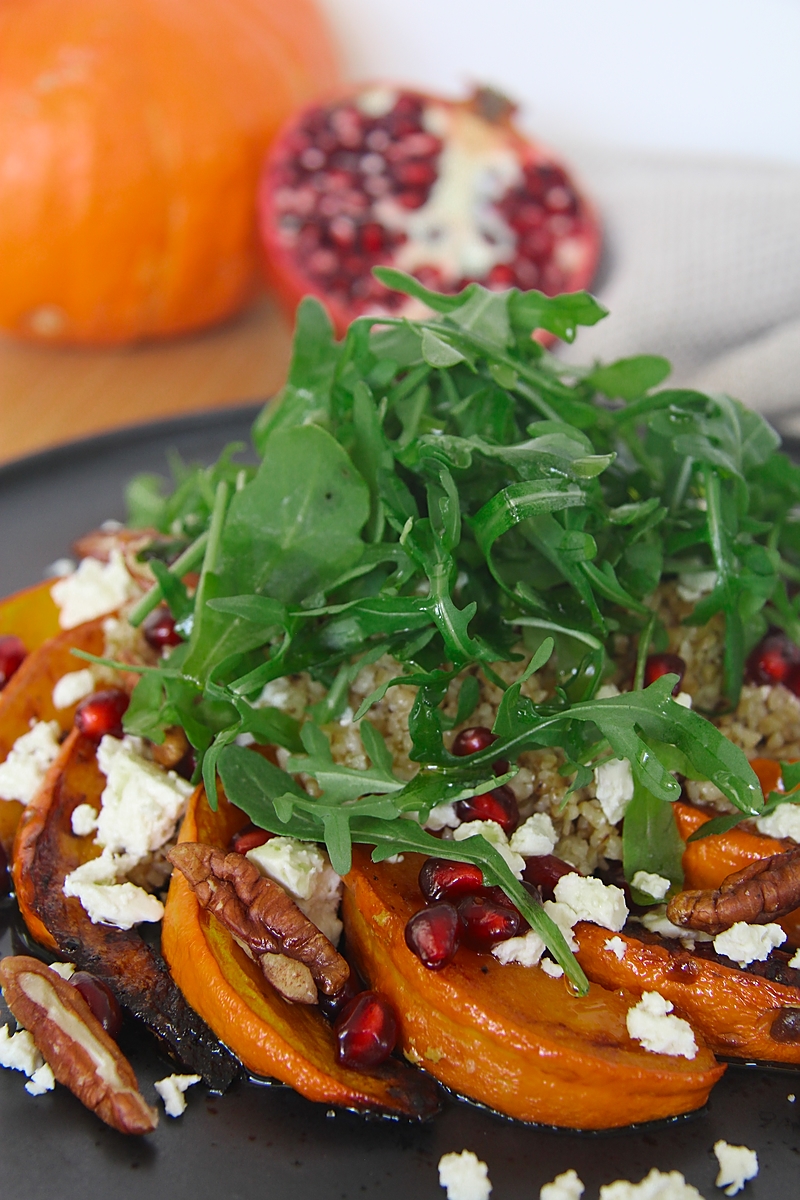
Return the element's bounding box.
[555,145,800,425]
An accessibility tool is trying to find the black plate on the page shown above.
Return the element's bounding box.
[0,407,797,1199]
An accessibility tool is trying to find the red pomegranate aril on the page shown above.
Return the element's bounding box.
[419,857,484,902]
[452,726,496,757]
[405,903,460,970]
[643,653,686,694]
[747,632,800,686]
[455,784,519,835]
[70,971,123,1038]
[317,968,361,1022]
[0,635,26,689]
[334,991,398,1069]
[523,854,578,902]
[230,826,273,855]
[142,605,182,652]
[458,894,520,951]
[75,689,129,740]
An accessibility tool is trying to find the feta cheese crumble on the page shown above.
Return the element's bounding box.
[51,668,95,710]
[0,720,61,803]
[63,854,165,928]
[790,948,800,968]
[755,801,800,842]
[247,837,343,945]
[438,1150,492,1200]
[0,1025,54,1095]
[676,569,718,603]
[540,959,564,979]
[713,921,786,968]
[93,735,193,861]
[540,1170,585,1200]
[48,961,76,980]
[491,929,545,967]
[605,936,627,960]
[452,819,525,878]
[625,992,697,1059]
[426,801,461,831]
[631,871,671,901]
[594,758,635,825]
[509,812,557,858]
[713,1140,758,1196]
[154,1073,201,1118]
[553,874,628,932]
[542,900,579,951]
[600,1168,704,1199]
[71,803,99,837]
[51,551,138,629]
[25,1063,56,1096]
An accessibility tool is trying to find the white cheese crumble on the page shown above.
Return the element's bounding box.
[48,961,76,980]
[674,692,693,709]
[594,758,635,825]
[51,551,138,629]
[755,801,800,842]
[713,1141,758,1196]
[605,936,627,960]
[540,1170,585,1200]
[247,837,343,946]
[542,900,579,951]
[438,1150,492,1200]
[631,871,671,901]
[71,803,99,837]
[788,1093,796,1102]
[51,668,95,710]
[63,854,165,928]
[25,1063,56,1096]
[597,683,621,699]
[676,569,718,603]
[713,921,786,967]
[600,1168,704,1199]
[0,720,61,803]
[553,874,628,932]
[426,801,461,831]
[789,948,800,968]
[540,959,564,979]
[0,1025,44,1077]
[509,812,557,858]
[154,1073,201,1118]
[93,735,193,861]
[491,929,545,967]
[452,819,525,878]
[639,906,712,946]
[626,992,697,1060]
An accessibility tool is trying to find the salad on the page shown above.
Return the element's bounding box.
[2,269,800,1134]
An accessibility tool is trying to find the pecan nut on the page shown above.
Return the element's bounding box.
[0,955,157,1134]
[667,845,800,934]
[168,843,350,1002]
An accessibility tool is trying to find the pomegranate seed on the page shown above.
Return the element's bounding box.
[396,189,427,210]
[523,854,579,902]
[452,726,496,757]
[393,160,437,189]
[0,635,26,689]
[455,784,519,835]
[75,689,129,740]
[0,840,9,896]
[457,893,520,950]
[487,263,516,287]
[405,903,459,970]
[419,857,484,902]
[360,222,385,254]
[230,826,273,855]
[644,653,686,694]
[747,632,800,686]
[334,991,398,1069]
[142,604,182,651]
[70,971,123,1038]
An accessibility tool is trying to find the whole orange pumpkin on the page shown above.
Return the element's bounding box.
[0,0,339,345]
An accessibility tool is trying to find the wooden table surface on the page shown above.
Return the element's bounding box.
[0,294,294,466]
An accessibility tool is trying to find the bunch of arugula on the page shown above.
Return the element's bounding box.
[98,269,800,993]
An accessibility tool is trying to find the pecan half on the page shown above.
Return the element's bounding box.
[0,956,157,1134]
[667,845,800,934]
[168,843,349,1002]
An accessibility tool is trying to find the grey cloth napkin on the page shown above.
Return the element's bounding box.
[555,145,800,427]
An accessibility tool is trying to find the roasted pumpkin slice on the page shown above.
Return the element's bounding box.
[0,616,105,854]
[12,729,238,1091]
[575,923,800,1064]
[0,578,61,649]
[162,784,440,1120]
[342,849,723,1130]
[674,800,800,946]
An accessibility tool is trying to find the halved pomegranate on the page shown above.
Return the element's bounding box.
[258,85,601,334]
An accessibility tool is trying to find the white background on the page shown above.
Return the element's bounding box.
[317,0,800,163]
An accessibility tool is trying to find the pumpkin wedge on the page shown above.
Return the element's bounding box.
[674,801,800,946]
[575,924,800,1064]
[0,578,61,649]
[12,729,238,1090]
[162,784,440,1120]
[0,617,105,856]
[342,849,723,1129]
